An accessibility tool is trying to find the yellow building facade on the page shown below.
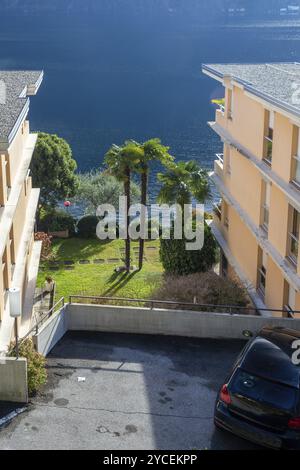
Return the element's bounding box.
[0,71,43,354]
[203,63,300,317]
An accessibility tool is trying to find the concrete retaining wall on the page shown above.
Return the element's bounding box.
[0,357,28,403]
[65,303,300,339]
[33,303,300,356]
[33,307,67,356]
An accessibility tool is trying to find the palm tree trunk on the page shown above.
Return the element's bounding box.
[124,168,131,273]
[139,169,148,270]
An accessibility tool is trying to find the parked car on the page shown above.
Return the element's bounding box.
[214,326,300,449]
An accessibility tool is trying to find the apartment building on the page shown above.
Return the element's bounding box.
[0,71,43,354]
[202,63,300,318]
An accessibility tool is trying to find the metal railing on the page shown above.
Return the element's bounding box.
[216,153,224,165]
[8,297,65,355]
[68,295,300,317]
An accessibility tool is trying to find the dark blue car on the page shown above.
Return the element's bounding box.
[214,326,300,449]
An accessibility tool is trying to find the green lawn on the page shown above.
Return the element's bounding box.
[38,237,163,303]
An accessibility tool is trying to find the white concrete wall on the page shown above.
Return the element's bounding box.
[33,307,67,356]
[65,303,300,340]
[0,357,28,403]
[33,303,300,357]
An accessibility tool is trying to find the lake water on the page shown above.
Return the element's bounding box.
[0,9,300,200]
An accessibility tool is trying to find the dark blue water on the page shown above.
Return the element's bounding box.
[0,8,300,198]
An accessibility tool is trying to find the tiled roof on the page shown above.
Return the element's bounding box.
[0,71,43,144]
[202,62,300,117]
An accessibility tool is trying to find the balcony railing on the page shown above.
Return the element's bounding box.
[216,153,224,165]
[213,202,222,220]
[219,104,225,114]
[263,136,273,166]
[283,305,296,318]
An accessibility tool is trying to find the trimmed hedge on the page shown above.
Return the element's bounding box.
[40,209,75,235]
[77,215,99,238]
[160,223,217,275]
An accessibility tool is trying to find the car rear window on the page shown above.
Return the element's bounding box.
[231,370,298,412]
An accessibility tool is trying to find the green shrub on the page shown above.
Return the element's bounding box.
[77,215,99,238]
[40,209,75,235]
[160,223,217,275]
[153,271,251,313]
[10,339,47,395]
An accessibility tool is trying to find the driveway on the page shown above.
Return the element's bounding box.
[0,331,259,450]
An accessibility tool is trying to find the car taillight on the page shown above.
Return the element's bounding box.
[288,417,300,430]
[220,384,231,405]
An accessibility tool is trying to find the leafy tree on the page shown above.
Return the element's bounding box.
[74,170,140,215]
[31,133,78,208]
[157,160,211,208]
[136,139,173,270]
[105,141,143,272]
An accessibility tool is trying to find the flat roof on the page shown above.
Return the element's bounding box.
[202,62,300,118]
[0,71,43,145]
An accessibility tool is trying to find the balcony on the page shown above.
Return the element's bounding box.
[263,136,273,166]
[214,153,224,179]
[215,107,227,129]
[211,169,300,293]
[213,201,222,221]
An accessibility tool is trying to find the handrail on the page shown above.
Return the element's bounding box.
[8,297,65,354]
[68,295,300,317]
[216,153,224,164]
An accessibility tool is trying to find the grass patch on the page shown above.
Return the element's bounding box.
[38,238,163,303]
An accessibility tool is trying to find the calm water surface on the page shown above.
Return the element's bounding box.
[0,10,299,199]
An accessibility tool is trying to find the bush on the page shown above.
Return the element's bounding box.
[34,232,52,261]
[153,271,251,313]
[77,215,99,238]
[10,339,47,395]
[160,223,217,275]
[39,209,75,235]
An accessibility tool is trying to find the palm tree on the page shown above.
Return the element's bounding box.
[105,141,143,272]
[137,139,173,270]
[157,160,211,208]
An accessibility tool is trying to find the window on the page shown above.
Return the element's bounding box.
[261,180,270,232]
[291,127,300,188]
[257,248,267,297]
[230,370,297,412]
[263,110,274,165]
[287,207,300,266]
